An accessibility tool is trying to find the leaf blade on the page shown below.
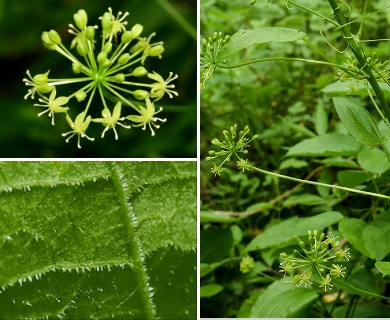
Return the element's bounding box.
[0,161,196,319]
[333,97,382,146]
[218,27,306,60]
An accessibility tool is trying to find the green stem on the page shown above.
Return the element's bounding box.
[333,278,390,301]
[286,0,338,27]
[327,0,390,122]
[219,57,358,78]
[249,165,390,200]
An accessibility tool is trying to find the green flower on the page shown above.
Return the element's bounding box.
[126,97,166,136]
[206,125,258,176]
[92,102,130,140]
[23,70,54,99]
[148,71,179,101]
[62,112,95,148]
[318,274,333,292]
[200,32,230,91]
[34,87,69,125]
[240,256,255,273]
[280,230,350,292]
[100,7,129,42]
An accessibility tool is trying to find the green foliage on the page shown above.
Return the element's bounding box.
[201,0,390,317]
[0,161,196,319]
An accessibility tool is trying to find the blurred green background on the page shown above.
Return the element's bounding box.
[0,0,196,158]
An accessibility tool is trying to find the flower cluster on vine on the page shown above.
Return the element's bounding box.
[337,53,390,92]
[23,8,178,148]
[200,32,230,91]
[280,230,350,292]
[205,124,258,176]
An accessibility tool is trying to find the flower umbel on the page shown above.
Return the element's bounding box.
[240,256,255,273]
[23,7,178,147]
[206,124,259,176]
[279,230,350,292]
[200,32,230,91]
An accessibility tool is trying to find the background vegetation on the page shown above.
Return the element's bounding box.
[0,0,196,157]
[200,0,390,317]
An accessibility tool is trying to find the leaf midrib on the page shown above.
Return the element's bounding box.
[110,163,155,319]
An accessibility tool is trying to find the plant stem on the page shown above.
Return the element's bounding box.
[249,165,390,200]
[219,57,357,78]
[327,0,390,122]
[333,278,390,301]
[286,0,338,27]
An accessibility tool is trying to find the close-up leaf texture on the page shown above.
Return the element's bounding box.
[0,161,196,319]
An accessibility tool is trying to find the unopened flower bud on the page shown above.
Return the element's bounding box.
[33,72,49,85]
[101,12,112,30]
[74,9,88,29]
[97,52,107,64]
[121,30,133,43]
[76,43,87,56]
[118,53,130,65]
[72,62,83,74]
[132,66,147,77]
[131,24,143,38]
[86,26,95,41]
[103,42,112,54]
[148,45,164,57]
[75,90,87,102]
[41,31,56,50]
[112,73,125,83]
[48,30,62,45]
[101,59,111,68]
[133,89,148,100]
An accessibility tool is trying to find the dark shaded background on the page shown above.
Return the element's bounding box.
[0,0,196,157]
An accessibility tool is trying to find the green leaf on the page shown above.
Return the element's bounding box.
[334,304,390,318]
[339,212,390,260]
[249,279,317,317]
[246,211,343,251]
[333,97,382,146]
[200,260,228,278]
[200,228,234,263]
[200,210,245,223]
[0,162,196,319]
[278,117,316,138]
[286,133,361,157]
[357,146,390,174]
[218,27,306,60]
[316,157,360,168]
[314,100,328,135]
[200,284,223,298]
[282,193,328,208]
[375,261,390,277]
[279,158,308,170]
[337,170,372,188]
